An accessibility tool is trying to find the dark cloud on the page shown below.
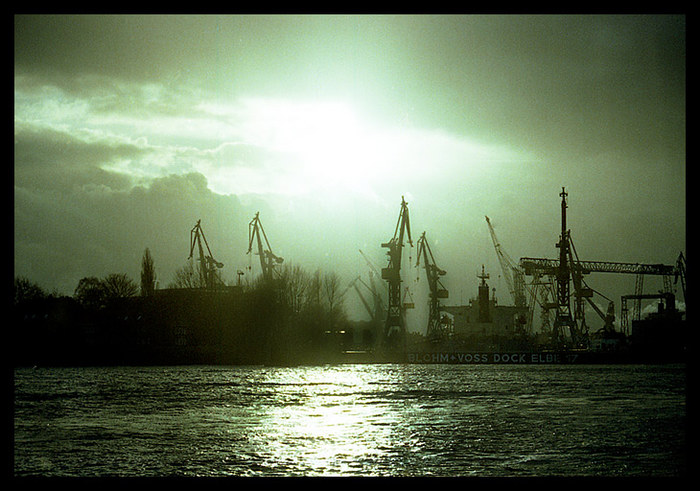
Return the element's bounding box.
[14,123,146,191]
[15,171,253,294]
[14,15,686,322]
[14,15,685,157]
[15,15,207,81]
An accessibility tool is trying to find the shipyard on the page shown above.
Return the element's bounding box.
[372,188,686,364]
[14,16,687,479]
[13,16,686,369]
[12,187,687,367]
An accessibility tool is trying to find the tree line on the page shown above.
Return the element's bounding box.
[13,248,363,366]
[15,248,347,319]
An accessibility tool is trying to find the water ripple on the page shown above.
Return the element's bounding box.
[14,364,686,477]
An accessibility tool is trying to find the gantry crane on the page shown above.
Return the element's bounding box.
[381,196,413,350]
[522,253,682,336]
[415,231,449,342]
[520,251,682,337]
[189,219,224,289]
[247,212,284,282]
[519,187,684,345]
[485,216,527,308]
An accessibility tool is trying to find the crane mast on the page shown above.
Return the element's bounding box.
[247,212,283,283]
[485,216,526,308]
[552,187,587,347]
[381,196,413,350]
[188,219,224,289]
[416,231,449,342]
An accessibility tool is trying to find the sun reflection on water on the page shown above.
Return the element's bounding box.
[14,365,687,477]
[243,365,404,476]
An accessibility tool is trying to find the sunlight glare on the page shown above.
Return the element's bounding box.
[240,98,391,197]
[198,97,524,200]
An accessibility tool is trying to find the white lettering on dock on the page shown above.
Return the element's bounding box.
[408,352,563,364]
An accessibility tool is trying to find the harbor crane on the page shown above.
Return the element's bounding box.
[359,249,385,294]
[247,212,283,282]
[521,253,682,336]
[381,196,413,350]
[341,273,385,350]
[514,189,590,347]
[358,250,387,325]
[189,219,224,289]
[675,252,686,303]
[485,216,527,308]
[415,231,449,342]
[345,275,384,326]
[551,187,586,347]
[519,187,684,343]
[345,276,374,320]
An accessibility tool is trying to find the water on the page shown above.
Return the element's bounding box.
[14,364,686,477]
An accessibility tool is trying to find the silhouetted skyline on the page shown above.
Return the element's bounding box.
[14,15,685,325]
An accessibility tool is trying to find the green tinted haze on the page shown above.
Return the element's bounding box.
[14,15,685,324]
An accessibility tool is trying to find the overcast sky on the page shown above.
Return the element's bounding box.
[14,15,685,326]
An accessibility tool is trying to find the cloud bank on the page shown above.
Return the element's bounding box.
[14,15,685,324]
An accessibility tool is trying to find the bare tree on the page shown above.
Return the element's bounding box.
[322,271,345,327]
[309,269,321,307]
[102,273,139,298]
[169,260,205,289]
[279,263,311,313]
[74,276,107,309]
[140,248,157,296]
[14,277,47,305]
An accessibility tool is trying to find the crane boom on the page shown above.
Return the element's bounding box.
[358,250,386,319]
[247,212,283,282]
[345,275,378,321]
[359,249,382,280]
[416,231,449,342]
[485,216,526,308]
[520,258,676,276]
[188,219,224,289]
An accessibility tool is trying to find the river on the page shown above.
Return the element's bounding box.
[14,363,686,477]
